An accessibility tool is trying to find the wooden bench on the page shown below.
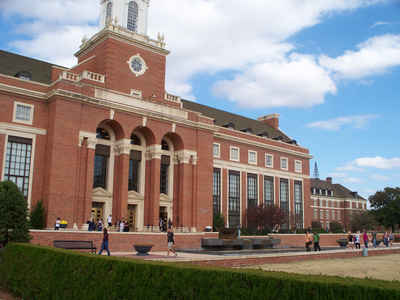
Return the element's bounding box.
[53,240,97,253]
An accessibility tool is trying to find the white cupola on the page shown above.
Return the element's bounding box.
[100,0,150,36]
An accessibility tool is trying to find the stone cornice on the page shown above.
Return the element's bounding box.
[0,122,47,136]
[0,82,47,100]
[214,132,313,159]
[174,150,198,165]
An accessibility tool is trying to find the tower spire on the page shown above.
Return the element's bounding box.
[313,161,319,179]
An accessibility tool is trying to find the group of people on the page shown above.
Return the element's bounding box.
[159,217,173,232]
[54,217,68,230]
[305,231,321,252]
[87,215,131,232]
[347,230,395,249]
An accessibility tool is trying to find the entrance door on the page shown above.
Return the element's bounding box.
[91,202,104,222]
[128,205,136,232]
[159,206,168,232]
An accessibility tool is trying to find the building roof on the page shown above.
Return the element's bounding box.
[182,100,293,143]
[0,50,58,84]
[310,178,366,201]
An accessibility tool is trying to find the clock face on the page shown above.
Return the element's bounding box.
[131,57,143,73]
[127,54,148,77]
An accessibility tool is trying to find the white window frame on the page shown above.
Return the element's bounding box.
[213,143,221,159]
[294,160,302,173]
[248,150,257,165]
[13,102,34,125]
[265,153,273,168]
[230,146,240,162]
[280,157,288,171]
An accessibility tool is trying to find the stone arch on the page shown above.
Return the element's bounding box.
[161,132,184,151]
[131,126,156,145]
[97,119,125,140]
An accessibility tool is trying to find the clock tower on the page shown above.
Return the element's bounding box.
[74,0,171,104]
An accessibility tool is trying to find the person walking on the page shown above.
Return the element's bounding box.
[354,231,361,249]
[389,232,394,247]
[313,232,321,251]
[347,231,354,249]
[107,215,112,228]
[372,231,377,248]
[167,227,177,257]
[362,230,369,248]
[55,217,61,230]
[384,231,389,247]
[119,220,124,232]
[98,228,111,256]
[305,231,313,252]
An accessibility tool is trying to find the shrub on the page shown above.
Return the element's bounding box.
[30,201,46,229]
[212,213,225,232]
[1,243,400,300]
[329,221,344,233]
[0,181,31,244]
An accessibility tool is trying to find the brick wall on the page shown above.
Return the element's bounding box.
[268,234,347,247]
[30,230,218,252]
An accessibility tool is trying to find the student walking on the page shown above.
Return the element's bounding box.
[384,232,389,247]
[167,228,177,257]
[362,230,369,248]
[98,228,111,256]
[313,232,321,251]
[372,231,377,248]
[305,231,313,252]
[354,231,361,249]
[347,231,354,249]
[55,217,61,230]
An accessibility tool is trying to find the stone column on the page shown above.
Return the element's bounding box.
[144,145,161,231]
[113,139,130,223]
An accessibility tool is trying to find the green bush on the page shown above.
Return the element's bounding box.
[1,243,400,300]
[30,200,46,229]
[329,221,344,233]
[213,213,225,232]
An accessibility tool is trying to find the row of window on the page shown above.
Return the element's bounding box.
[313,208,342,221]
[213,169,303,229]
[312,188,334,197]
[213,143,302,173]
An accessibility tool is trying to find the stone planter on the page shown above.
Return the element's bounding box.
[337,239,348,248]
[134,244,153,256]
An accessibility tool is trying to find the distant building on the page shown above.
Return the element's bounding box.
[310,177,367,230]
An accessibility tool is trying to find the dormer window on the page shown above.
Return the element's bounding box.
[223,122,235,129]
[127,1,139,32]
[15,71,32,81]
[241,128,253,134]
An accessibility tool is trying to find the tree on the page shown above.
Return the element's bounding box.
[0,181,31,244]
[369,187,400,231]
[30,200,46,229]
[213,213,225,232]
[246,204,287,234]
[349,211,378,232]
[329,221,344,233]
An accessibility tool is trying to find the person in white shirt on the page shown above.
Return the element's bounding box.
[55,217,60,231]
[107,215,112,228]
[119,220,124,232]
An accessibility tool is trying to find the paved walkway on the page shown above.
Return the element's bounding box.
[110,244,400,267]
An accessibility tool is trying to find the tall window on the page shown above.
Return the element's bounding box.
[160,155,170,195]
[127,1,139,32]
[128,150,141,192]
[294,181,303,229]
[280,179,289,229]
[213,143,220,158]
[3,136,32,198]
[264,176,274,206]
[93,145,110,189]
[106,2,113,23]
[228,171,240,228]
[247,174,258,208]
[213,168,221,216]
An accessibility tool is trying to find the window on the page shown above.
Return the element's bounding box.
[15,71,31,81]
[213,168,221,216]
[264,176,274,207]
[13,102,34,125]
[128,150,141,192]
[106,2,113,22]
[248,151,257,165]
[3,136,32,198]
[313,208,318,220]
[313,198,317,206]
[228,171,240,228]
[230,146,240,162]
[131,134,141,146]
[332,210,335,220]
[160,155,170,195]
[295,160,302,173]
[161,140,170,151]
[280,179,289,229]
[265,154,273,168]
[247,174,258,208]
[213,143,220,158]
[93,145,110,189]
[294,181,303,229]
[96,128,110,140]
[280,157,288,170]
[127,1,139,32]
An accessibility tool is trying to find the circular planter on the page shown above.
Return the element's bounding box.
[134,244,153,256]
[337,239,348,248]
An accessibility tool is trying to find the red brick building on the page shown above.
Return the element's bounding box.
[0,0,312,232]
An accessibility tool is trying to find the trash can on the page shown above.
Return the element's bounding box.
[362,248,368,257]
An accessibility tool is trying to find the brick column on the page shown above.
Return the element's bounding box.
[113,140,130,222]
[144,145,161,230]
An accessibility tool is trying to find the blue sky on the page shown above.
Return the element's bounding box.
[0,0,399,200]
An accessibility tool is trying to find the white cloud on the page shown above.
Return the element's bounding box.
[328,172,348,178]
[213,54,336,108]
[336,163,364,172]
[370,21,391,28]
[369,174,390,181]
[0,0,386,102]
[354,156,400,169]
[343,177,363,184]
[319,34,400,79]
[307,114,379,131]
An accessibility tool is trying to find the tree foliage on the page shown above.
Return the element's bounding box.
[349,211,378,232]
[246,204,287,234]
[329,221,344,233]
[30,200,46,229]
[213,213,225,232]
[0,181,31,244]
[369,187,400,231]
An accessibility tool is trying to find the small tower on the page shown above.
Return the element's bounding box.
[313,162,320,179]
[100,0,150,36]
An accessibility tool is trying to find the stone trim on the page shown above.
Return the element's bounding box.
[0,122,46,136]
[0,82,47,99]
[174,150,198,165]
